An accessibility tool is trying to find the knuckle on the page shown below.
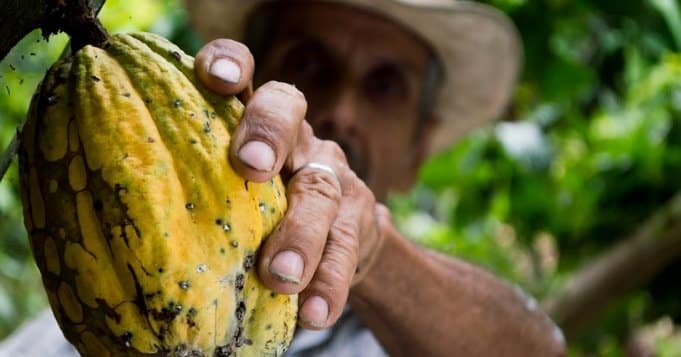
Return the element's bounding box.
[331,220,360,255]
[262,81,307,104]
[209,38,248,53]
[321,243,358,287]
[290,169,342,203]
[320,140,346,161]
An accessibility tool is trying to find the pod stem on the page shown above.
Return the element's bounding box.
[42,0,110,52]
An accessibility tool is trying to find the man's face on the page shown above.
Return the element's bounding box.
[253,3,436,201]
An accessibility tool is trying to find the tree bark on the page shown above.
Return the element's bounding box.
[542,192,681,339]
[0,0,106,62]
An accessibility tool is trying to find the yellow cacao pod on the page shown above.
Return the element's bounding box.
[18,32,297,356]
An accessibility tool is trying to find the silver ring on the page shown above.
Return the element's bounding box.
[295,162,341,187]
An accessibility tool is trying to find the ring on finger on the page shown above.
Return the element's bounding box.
[294,162,341,189]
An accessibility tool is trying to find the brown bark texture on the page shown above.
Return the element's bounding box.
[0,0,106,63]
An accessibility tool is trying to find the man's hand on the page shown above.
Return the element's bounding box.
[194,39,387,330]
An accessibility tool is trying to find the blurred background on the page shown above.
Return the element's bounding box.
[1,0,680,355]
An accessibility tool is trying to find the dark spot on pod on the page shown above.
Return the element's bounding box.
[30,52,36,56]
[152,301,182,323]
[189,112,195,117]
[93,200,103,211]
[243,253,255,271]
[158,268,165,273]
[122,92,131,97]
[266,324,272,330]
[220,247,225,254]
[171,51,182,61]
[46,95,59,105]
[203,122,211,133]
[258,202,266,212]
[91,75,101,82]
[270,207,275,214]
[187,307,197,317]
[215,218,223,225]
[94,298,122,323]
[214,345,232,357]
[244,181,249,190]
[144,290,161,300]
[230,240,238,248]
[185,203,195,210]
[173,344,203,356]
[19,78,24,85]
[270,292,277,298]
[114,183,127,194]
[235,274,244,290]
[236,335,251,348]
[210,111,216,119]
[235,301,246,321]
[189,138,198,144]
[144,98,152,104]
[5,86,9,95]
[147,137,155,143]
[179,280,191,290]
[203,109,210,118]
[174,99,182,108]
[9,64,16,71]
[120,331,133,348]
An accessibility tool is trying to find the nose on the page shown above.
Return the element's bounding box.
[308,90,369,180]
[311,90,359,141]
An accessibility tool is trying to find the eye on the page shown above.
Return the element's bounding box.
[280,41,329,81]
[363,64,408,102]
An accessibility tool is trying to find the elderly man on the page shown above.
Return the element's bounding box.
[1,0,566,356]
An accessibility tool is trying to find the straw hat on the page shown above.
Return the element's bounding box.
[185,0,522,154]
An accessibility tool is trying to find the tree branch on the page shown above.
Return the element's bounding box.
[542,192,681,338]
[0,0,106,62]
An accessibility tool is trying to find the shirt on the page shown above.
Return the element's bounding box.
[0,308,387,357]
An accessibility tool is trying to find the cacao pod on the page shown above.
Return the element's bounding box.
[18,32,297,356]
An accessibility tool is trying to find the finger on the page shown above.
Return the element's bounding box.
[298,190,366,329]
[229,81,307,182]
[257,163,342,295]
[194,39,254,95]
[351,202,388,286]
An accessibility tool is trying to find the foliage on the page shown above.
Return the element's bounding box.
[392,0,681,354]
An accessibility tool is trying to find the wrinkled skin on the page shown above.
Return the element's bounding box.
[194,3,567,356]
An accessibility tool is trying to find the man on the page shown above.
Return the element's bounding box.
[0,0,566,356]
[185,1,566,355]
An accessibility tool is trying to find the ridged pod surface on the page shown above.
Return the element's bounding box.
[18,32,297,356]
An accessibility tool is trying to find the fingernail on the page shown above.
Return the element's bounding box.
[238,140,275,172]
[209,58,241,84]
[301,296,329,328]
[269,250,303,284]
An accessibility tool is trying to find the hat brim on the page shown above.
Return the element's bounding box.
[185,0,522,154]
